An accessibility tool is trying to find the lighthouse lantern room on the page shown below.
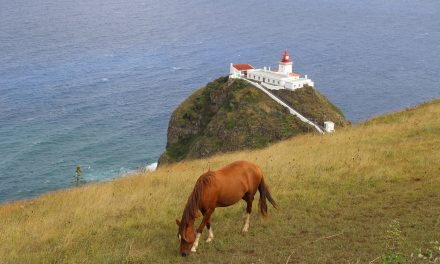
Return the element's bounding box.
[278,51,293,74]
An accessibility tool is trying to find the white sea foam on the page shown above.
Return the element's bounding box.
[145,162,158,172]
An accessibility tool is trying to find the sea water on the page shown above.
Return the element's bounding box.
[1,0,439,203]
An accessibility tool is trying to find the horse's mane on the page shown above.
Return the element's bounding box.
[179,171,214,236]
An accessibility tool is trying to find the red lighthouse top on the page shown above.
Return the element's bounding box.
[280,50,292,63]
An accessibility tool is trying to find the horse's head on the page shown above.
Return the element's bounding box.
[175,219,196,256]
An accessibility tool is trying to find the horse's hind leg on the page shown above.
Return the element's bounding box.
[242,194,254,232]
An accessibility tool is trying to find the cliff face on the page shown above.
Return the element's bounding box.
[158,77,349,165]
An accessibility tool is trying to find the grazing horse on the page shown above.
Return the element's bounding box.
[175,160,277,256]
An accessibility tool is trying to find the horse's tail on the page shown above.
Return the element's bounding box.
[258,177,277,218]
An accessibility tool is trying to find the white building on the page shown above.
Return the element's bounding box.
[324,121,335,133]
[229,51,314,90]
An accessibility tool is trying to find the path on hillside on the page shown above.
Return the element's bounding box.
[239,78,325,134]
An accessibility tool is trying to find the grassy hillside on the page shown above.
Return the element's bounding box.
[159,77,348,164]
[272,85,351,128]
[1,99,439,263]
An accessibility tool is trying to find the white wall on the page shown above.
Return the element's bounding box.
[324,121,335,132]
[231,64,314,90]
[284,78,314,90]
[278,62,292,74]
[229,64,242,79]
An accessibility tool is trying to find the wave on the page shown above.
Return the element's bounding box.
[144,162,158,172]
[172,67,191,71]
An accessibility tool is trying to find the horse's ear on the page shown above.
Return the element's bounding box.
[176,220,189,241]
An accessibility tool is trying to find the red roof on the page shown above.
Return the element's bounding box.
[233,64,254,71]
[289,73,300,77]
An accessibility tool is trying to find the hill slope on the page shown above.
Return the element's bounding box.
[159,77,349,164]
[272,85,349,127]
[0,99,439,263]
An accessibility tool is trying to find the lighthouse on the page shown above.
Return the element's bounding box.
[229,50,313,90]
[278,51,293,74]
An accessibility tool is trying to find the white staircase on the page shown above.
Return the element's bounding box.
[240,78,325,134]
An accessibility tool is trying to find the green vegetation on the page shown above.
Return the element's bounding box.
[159,77,349,164]
[0,99,439,263]
[73,164,84,186]
[272,85,351,127]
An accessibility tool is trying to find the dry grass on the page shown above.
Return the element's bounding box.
[1,99,439,263]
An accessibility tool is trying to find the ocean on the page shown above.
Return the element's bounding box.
[1,0,439,203]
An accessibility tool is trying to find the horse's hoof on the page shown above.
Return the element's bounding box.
[242,229,248,232]
[191,248,197,253]
[206,238,213,243]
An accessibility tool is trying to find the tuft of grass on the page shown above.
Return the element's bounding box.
[0,99,439,263]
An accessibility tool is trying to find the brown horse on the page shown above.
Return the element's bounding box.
[175,160,277,256]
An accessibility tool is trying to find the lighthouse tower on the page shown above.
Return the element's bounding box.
[278,51,293,74]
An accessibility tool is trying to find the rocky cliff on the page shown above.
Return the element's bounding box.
[158,77,350,165]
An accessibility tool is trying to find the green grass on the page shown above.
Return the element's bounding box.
[0,99,439,263]
[272,85,351,128]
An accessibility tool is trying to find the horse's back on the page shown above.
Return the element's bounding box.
[212,161,263,206]
[218,160,262,180]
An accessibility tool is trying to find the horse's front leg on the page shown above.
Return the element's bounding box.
[191,209,214,252]
[206,219,214,242]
